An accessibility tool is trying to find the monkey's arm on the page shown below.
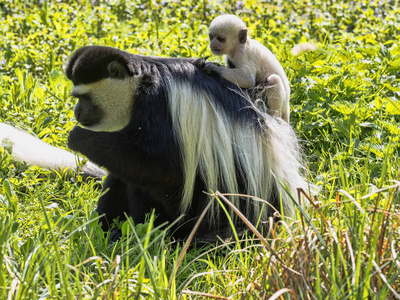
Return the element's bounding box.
[204,63,256,88]
[68,126,181,187]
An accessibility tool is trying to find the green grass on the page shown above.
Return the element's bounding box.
[1,0,400,299]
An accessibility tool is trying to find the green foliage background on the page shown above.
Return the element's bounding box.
[0,0,399,299]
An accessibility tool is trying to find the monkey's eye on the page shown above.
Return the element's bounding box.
[208,34,213,41]
[217,36,226,43]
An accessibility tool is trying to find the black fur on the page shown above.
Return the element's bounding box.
[66,46,133,85]
[226,58,236,69]
[66,46,276,241]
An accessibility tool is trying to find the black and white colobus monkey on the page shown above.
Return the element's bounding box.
[65,45,305,241]
[205,14,291,123]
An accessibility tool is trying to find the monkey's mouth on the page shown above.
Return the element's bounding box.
[211,48,221,54]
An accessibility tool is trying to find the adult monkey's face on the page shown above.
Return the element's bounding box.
[66,46,141,132]
[71,73,139,132]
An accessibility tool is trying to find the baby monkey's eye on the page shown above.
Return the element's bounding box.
[208,34,213,41]
[217,37,226,43]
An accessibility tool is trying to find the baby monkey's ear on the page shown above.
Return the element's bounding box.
[238,29,248,44]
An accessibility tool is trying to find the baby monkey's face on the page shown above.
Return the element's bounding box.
[208,32,227,55]
[208,15,248,57]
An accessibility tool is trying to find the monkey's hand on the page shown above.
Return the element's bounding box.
[68,126,93,154]
[202,62,222,75]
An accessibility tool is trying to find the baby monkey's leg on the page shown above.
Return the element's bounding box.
[265,74,290,123]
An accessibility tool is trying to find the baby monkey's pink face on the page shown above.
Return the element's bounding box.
[209,33,227,55]
[208,16,248,58]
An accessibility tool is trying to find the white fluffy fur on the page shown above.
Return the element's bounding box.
[0,123,106,177]
[167,80,306,225]
[208,14,291,122]
[73,76,140,132]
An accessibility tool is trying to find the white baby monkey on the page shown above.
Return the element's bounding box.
[205,14,290,122]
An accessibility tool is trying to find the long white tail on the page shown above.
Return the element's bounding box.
[0,123,106,178]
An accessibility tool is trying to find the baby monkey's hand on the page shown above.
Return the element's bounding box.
[203,62,222,75]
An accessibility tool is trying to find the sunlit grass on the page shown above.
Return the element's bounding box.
[1,0,399,299]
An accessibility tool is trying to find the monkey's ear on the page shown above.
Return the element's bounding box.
[107,61,127,79]
[238,29,248,44]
